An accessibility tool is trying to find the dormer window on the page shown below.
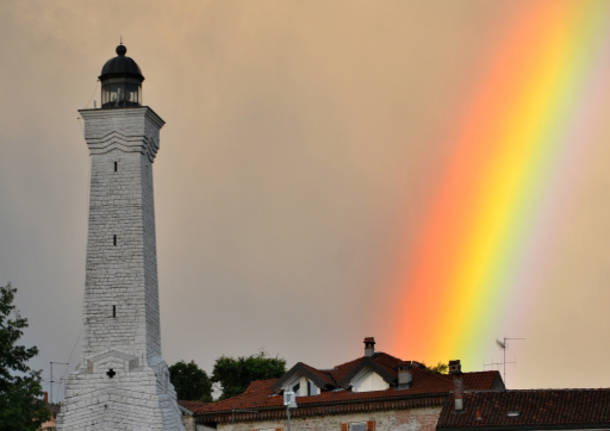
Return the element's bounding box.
[282,376,321,397]
[351,368,390,392]
[308,380,320,396]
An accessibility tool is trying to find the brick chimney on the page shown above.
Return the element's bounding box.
[363,337,376,357]
[449,359,463,412]
[43,391,48,403]
[397,362,413,389]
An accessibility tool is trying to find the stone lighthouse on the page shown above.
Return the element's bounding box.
[57,44,184,430]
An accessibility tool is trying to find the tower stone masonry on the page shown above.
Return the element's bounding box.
[57,45,184,430]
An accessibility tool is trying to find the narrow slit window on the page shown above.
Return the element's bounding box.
[112,305,116,318]
[114,161,118,172]
[113,235,117,246]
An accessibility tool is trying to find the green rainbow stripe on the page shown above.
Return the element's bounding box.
[389,0,610,370]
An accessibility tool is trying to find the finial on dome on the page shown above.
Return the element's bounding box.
[100,41,143,108]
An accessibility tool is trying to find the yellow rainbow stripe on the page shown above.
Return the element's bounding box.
[389,0,610,369]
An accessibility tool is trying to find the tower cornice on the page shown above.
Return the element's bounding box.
[79,106,165,128]
[79,106,165,162]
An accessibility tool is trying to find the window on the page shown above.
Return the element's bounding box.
[341,421,374,431]
[126,84,140,103]
[307,380,319,396]
[292,383,300,395]
[112,305,116,318]
[114,161,118,172]
[113,235,117,246]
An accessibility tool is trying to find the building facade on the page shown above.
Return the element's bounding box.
[190,338,504,431]
[57,44,184,431]
[437,389,610,431]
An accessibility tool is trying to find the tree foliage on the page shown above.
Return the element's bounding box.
[212,352,286,399]
[169,360,212,402]
[427,361,449,374]
[0,283,49,430]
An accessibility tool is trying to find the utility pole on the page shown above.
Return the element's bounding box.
[283,390,297,431]
[496,337,525,387]
[49,361,69,404]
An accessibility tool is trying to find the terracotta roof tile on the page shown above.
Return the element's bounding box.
[437,389,610,430]
[297,362,337,387]
[193,359,501,424]
[178,400,208,414]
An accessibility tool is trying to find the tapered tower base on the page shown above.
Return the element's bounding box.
[58,353,183,430]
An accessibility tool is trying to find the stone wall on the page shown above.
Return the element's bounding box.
[57,107,184,430]
[80,107,164,363]
[214,407,442,431]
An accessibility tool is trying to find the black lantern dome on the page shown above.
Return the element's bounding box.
[99,44,144,108]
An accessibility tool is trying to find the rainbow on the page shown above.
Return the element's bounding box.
[389,0,610,370]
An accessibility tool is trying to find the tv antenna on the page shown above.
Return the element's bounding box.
[496,337,526,387]
[484,360,515,370]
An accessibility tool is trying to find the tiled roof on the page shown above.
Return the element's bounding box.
[193,354,502,424]
[332,353,405,387]
[437,389,610,430]
[194,378,449,423]
[294,362,337,387]
[178,400,208,414]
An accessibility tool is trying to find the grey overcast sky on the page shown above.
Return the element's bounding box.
[1,0,609,401]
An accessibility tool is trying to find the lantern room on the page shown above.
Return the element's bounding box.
[99,44,144,108]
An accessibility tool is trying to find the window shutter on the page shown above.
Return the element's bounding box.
[341,423,349,431]
[367,420,375,431]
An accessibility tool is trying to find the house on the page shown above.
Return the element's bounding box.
[188,338,504,431]
[437,388,610,431]
[180,400,209,431]
[39,392,60,431]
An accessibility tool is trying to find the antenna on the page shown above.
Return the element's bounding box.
[120,34,123,45]
[484,360,515,370]
[496,337,526,387]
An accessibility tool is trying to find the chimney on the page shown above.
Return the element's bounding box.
[43,391,48,404]
[449,359,461,375]
[449,360,463,412]
[363,337,375,357]
[397,362,413,389]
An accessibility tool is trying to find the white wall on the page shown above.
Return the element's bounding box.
[351,370,389,392]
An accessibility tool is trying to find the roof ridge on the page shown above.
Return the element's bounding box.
[468,387,610,392]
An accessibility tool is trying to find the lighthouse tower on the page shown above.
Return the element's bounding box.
[57,45,184,430]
